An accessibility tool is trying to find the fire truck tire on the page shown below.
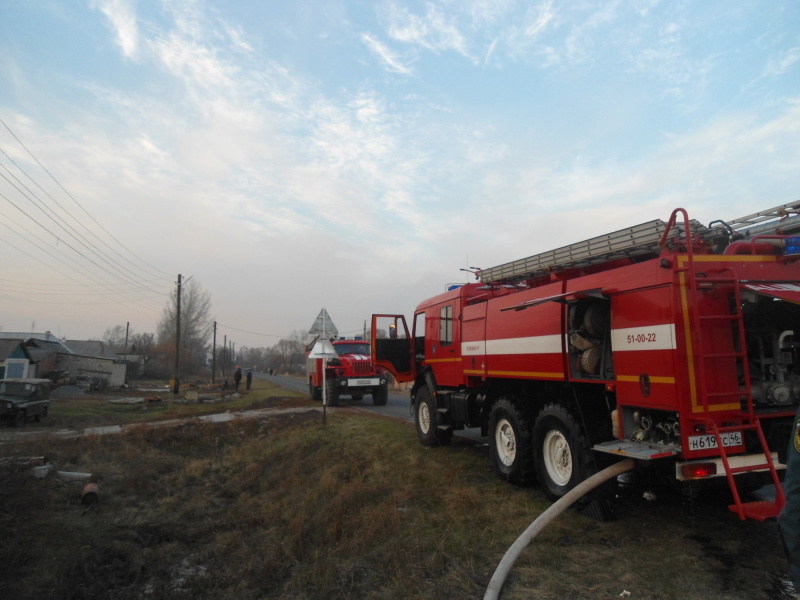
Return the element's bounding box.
[415,385,452,446]
[489,398,535,485]
[533,403,592,502]
[308,382,322,402]
[372,384,388,406]
[326,383,340,407]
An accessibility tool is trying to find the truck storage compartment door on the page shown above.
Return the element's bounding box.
[462,300,487,380]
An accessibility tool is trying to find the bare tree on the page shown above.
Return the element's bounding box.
[102,325,129,351]
[156,278,214,374]
[237,346,268,371]
[129,332,155,356]
[272,331,307,374]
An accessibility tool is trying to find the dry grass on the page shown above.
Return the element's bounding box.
[39,378,307,430]
[0,395,792,599]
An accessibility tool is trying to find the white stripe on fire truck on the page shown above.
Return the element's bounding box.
[462,335,562,356]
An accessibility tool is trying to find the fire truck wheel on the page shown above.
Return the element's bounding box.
[308,382,322,402]
[326,383,340,407]
[415,385,451,446]
[533,404,591,501]
[372,385,388,406]
[489,398,535,485]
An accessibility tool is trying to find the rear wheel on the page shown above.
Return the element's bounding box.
[489,398,535,485]
[533,403,596,502]
[308,381,322,402]
[415,385,451,446]
[13,410,26,427]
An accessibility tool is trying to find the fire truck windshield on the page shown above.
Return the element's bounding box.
[334,343,370,356]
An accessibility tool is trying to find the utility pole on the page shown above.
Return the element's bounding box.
[124,322,130,385]
[223,335,227,376]
[212,321,217,384]
[172,274,182,399]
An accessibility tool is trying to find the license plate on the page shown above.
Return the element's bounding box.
[687,431,743,451]
[351,378,378,386]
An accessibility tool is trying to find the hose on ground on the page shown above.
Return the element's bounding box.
[484,458,635,600]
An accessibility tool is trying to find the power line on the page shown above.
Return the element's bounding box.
[0,116,172,279]
[0,165,169,295]
[216,323,290,339]
[0,116,175,320]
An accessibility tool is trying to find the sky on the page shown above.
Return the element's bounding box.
[0,0,798,349]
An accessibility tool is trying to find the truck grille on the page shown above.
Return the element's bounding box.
[352,361,372,375]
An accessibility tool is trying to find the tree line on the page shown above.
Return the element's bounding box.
[100,279,310,380]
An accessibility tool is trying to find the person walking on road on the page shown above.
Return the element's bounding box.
[234,366,242,391]
[246,369,253,390]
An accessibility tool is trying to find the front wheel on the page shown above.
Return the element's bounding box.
[325,382,340,407]
[13,410,26,427]
[372,384,388,406]
[415,385,451,446]
[489,398,535,485]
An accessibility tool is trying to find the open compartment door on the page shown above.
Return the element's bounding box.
[371,314,414,383]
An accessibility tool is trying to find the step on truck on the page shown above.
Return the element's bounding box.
[372,204,800,520]
[306,337,389,407]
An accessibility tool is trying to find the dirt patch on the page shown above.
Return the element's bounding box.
[242,395,312,410]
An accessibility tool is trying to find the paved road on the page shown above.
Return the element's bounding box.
[254,371,413,420]
[255,371,486,443]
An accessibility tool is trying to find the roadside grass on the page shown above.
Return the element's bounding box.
[0,399,791,599]
[39,378,306,430]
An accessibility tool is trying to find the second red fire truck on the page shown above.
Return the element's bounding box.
[372,204,800,520]
[307,336,389,407]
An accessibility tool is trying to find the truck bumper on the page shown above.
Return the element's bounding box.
[337,377,386,388]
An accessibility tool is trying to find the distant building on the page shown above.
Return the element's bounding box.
[0,333,127,386]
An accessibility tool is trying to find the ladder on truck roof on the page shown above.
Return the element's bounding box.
[722,202,800,238]
[478,218,709,284]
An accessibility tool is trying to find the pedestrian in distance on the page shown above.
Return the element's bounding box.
[246,369,253,390]
[234,366,242,391]
[779,403,800,600]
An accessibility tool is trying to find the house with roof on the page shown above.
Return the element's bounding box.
[60,340,127,387]
[0,338,29,379]
[0,333,127,387]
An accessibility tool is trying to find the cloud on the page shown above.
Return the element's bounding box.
[483,38,497,67]
[93,0,139,59]
[524,0,555,38]
[386,2,470,58]
[763,46,800,77]
[361,33,413,75]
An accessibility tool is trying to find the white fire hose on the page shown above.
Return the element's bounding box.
[484,459,635,600]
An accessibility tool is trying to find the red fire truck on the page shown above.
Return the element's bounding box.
[306,337,389,407]
[372,204,800,520]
